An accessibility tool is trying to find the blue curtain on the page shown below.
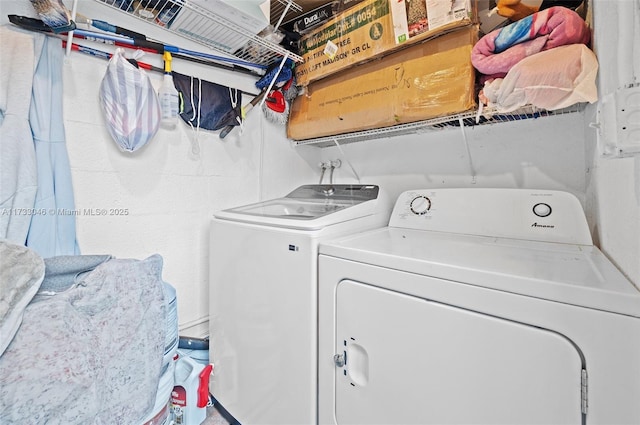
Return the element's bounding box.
[26,35,80,257]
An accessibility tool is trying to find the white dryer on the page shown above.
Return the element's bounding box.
[209,184,390,425]
[318,188,640,425]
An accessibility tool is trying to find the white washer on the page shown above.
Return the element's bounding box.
[209,184,390,425]
[318,188,640,425]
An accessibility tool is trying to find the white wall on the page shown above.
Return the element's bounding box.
[584,0,640,287]
[315,112,589,205]
[64,61,317,337]
[0,0,318,336]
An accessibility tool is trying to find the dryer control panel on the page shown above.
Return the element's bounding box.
[389,189,592,245]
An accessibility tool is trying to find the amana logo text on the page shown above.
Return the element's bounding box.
[531,222,555,228]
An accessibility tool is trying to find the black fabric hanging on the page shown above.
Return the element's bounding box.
[172,71,242,131]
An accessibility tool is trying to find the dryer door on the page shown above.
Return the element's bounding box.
[334,280,584,425]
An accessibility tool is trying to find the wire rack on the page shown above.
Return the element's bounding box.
[292,104,586,147]
[93,0,303,67]
[270,0,303,27]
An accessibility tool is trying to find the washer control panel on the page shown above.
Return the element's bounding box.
[532,202,552,218]
[389,188,592,245]
[409,195,431,215]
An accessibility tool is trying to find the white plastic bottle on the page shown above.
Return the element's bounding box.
[159,51,180,130]
[170,350,213,425]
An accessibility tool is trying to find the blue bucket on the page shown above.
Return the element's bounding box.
[178,336,209,367]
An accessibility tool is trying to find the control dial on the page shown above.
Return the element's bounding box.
[533,203,552,218]
[410,196,431,215]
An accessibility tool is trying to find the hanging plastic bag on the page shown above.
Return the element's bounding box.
[99,48,161,152]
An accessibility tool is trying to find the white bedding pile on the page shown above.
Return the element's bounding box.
[0,241,167,424]
[480,44,599,112]
[0,240,45,356]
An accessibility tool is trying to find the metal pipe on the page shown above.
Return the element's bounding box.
[318,162,327,184]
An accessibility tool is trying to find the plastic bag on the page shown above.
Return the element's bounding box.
[99,48,161,152]
[481,44,598,113]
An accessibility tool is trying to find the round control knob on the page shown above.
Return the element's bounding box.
[410,196,431,215]
[533,203,552,218]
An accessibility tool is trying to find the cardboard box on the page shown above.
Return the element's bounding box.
[295,0,475,86]
[281,0,367,34]
[288,26,478,140]
[287,3,336,34]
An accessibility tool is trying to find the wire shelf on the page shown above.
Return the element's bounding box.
[93,0,303,68]
[292,104,587,147]
[270,0,302,28]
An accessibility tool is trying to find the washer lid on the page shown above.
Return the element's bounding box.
[213,185,384,230]
[229,198,353,220]
[320,227,640,318]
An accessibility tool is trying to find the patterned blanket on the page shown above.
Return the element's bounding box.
[471,6,591,79]
[0,251,166,425]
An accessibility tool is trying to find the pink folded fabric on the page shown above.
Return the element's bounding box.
[471,6,591,78]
